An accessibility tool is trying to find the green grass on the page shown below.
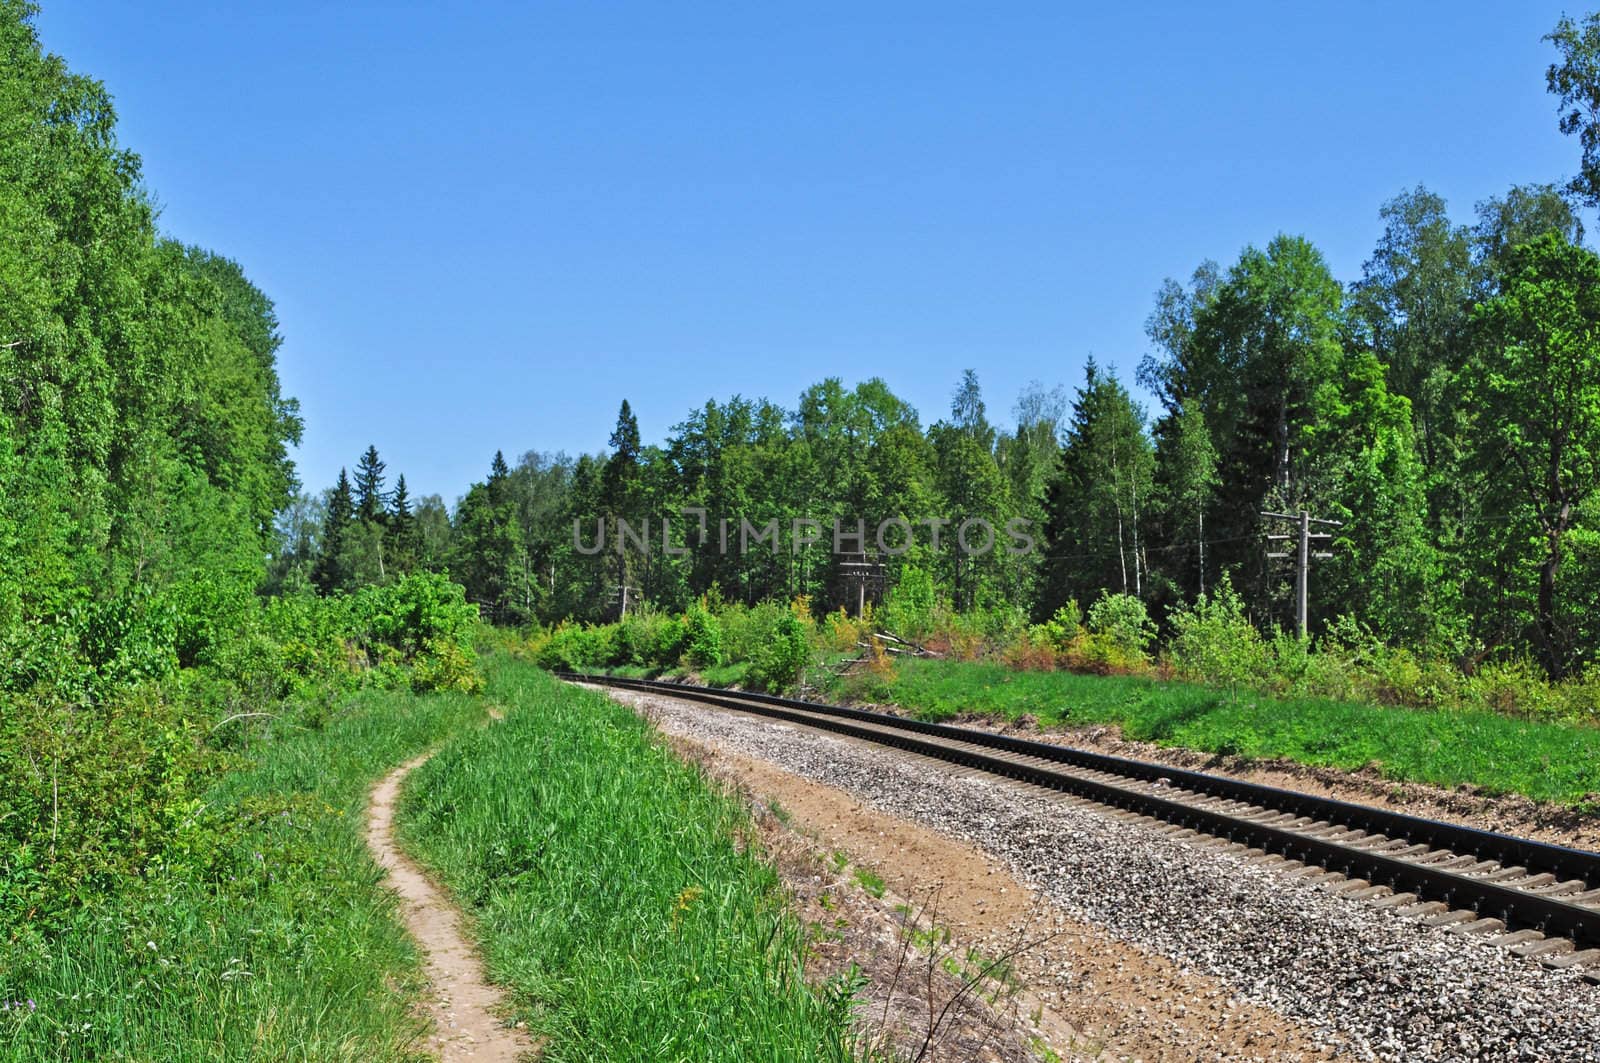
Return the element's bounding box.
[397,658,857,1062]
[0,685,487,1061]
[827,658,1600,807]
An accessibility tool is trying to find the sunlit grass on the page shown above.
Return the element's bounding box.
[397,658,857,1062]
[0,687,486,1061]
[827,658,1600,807]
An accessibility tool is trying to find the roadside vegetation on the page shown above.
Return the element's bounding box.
[397,658,861,1061]
[523,572,1600,806]
[0,574,485,1059]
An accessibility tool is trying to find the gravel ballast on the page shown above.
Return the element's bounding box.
[615,689,1600,1063]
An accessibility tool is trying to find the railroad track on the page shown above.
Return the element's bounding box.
[560,671,1600,970]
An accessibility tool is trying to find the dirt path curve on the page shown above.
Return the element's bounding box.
[366,710,537,1062]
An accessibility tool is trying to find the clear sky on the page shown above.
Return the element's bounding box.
[33,1,1586,503]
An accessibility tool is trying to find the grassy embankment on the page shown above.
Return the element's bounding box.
[4,652,858,1059]
[1,685,486,1061]
[821,659,1600,807]
[596,653,1600,807]
[398,657,859,1062]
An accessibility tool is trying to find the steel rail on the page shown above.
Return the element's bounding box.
[561,671,1600,950]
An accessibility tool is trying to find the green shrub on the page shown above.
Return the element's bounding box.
[651,614,687,667]
[69,588,181,694]
[1033,602,1083,651]
[1469,657,1556,718]
[0,682,214,933]
[684,604,724,668]
[537,621,621,671]
[748,612,809,693]
[167,571,257,670]
[1165,575,1270,692]
[412,637,486,694]
[719,602,787,664]
[881,564,936,640]
[616,609,684,668]
[1086,592,1156,661]
[349,571,479,661]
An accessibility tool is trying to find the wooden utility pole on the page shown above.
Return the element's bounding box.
[610,583,642,620]
[1262,510,1340,639]
[836,554,885,618]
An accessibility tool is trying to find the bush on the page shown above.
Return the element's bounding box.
[1087,592,1156,662]
[684,604,723,669]
[0,682,215,933]
[616,609,686,668]
[537,621,620,671]
[1003,628,1059,671]
[820,606,870,653]
[651,615,687,667]
[350,571,479,661]
[719,602,789,665]
[1165,576,1270,693]
[1469,657,1556,718]
[881,565,936,640]
[412,637,486,694]
[748,611,810,693]
[1032,602,1083,652]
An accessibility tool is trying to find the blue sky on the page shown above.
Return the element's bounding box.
[35,1,1585,503]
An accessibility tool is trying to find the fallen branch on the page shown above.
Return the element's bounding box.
[871,630,942,657]
[209,711,280,732]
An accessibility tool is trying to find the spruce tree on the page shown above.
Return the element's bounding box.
[487,449,511,505]
[314,469,354,593]
[389,473,419,574]
[355,445,388,524]
[602,402,642,615]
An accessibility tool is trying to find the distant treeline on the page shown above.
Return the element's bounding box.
[290,11,1600,679]
[300,182,1600,680]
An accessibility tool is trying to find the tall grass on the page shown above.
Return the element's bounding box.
[830,659,1600,806]
[397,659,857,1062]
[0,687,486,1061]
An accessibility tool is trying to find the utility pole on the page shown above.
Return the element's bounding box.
[836,554,885,618]
[610,583,642,620]
[1262,510,1340,639]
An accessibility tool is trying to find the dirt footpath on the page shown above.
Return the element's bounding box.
[365,710,538,1062]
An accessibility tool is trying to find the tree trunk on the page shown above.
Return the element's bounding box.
[1537,523,1567,677]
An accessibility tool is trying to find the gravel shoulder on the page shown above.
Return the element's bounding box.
[658,721,1338,1062]
[910,709,1600,852]
[608,687,1600,1063]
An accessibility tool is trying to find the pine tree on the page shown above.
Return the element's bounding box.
[452,454,533,623]
[486,449,511,506]
[1039,362,1154,613]
[1152,400,1218,598]
[602,401,642,615]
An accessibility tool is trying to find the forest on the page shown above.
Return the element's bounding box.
[301,179,1600,684]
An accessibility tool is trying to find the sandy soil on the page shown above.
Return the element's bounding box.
[650,708,1344,1062]
[365,712,538,1063]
